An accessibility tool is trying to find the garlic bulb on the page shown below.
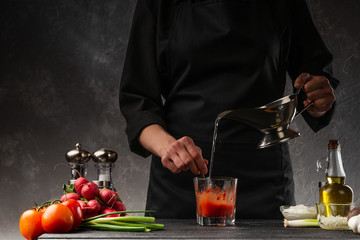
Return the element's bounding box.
[348,214,360,233]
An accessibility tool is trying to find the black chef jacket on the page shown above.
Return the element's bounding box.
[119,0,339,219]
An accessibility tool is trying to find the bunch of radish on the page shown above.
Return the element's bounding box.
[60,177,126,219]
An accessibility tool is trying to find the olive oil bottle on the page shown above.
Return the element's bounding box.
[319,140,353,204]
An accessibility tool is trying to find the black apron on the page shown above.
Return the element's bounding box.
[146,0,295,219]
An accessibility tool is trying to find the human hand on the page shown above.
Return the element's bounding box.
[160,136,208,175]
[294,73,336,118]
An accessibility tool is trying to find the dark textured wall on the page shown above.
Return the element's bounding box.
[0,0,359,238]
[290,0,360,205]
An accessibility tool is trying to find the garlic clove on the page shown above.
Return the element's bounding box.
[348,214,360,233]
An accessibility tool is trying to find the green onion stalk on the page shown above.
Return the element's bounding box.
[284,219,319,228]
[79,210,164,232]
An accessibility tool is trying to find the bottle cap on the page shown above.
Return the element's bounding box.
[92,148,118,163]
[65,143,91,164]
[328,140,339,150]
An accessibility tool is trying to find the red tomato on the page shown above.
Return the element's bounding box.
[62,199,83,228]
[19,209,44,240]
[42,204,74,233]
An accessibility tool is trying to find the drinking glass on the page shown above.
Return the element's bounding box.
[193,177,238,226]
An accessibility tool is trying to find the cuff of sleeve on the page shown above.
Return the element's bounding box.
[125,112,167,158]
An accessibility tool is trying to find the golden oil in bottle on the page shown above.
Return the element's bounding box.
[319,140,353,216]
[320,177,353,203]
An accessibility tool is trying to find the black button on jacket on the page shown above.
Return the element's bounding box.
[119,0,339,219]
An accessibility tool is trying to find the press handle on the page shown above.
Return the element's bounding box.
[294,100,315,119]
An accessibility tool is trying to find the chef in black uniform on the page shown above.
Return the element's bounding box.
[119,0,338,219]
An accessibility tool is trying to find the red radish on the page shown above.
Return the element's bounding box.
[60,193,81,202]
[77,200,87,215]
[100,208,118,218]
[113,201,126,212]
[99,188,118,207]
[75,177,89,196]
[86,199,101,214]
[81,182,99,200]
[99,203,107,212]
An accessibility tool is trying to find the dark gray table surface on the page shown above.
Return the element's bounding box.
[39,219,359,240]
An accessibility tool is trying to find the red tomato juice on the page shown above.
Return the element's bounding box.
[197,189,235,217]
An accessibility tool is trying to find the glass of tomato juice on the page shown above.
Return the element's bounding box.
[193,177,238,226]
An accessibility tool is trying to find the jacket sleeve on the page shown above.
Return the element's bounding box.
[119,0,166,157]
[287,0,340,132]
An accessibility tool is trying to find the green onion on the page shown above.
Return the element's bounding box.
[81,222,150,232]
[82,210,155,222]
[92,216,156,223]
[284,219,319,227]
[79,210,164,232]
[87,219,164,230]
